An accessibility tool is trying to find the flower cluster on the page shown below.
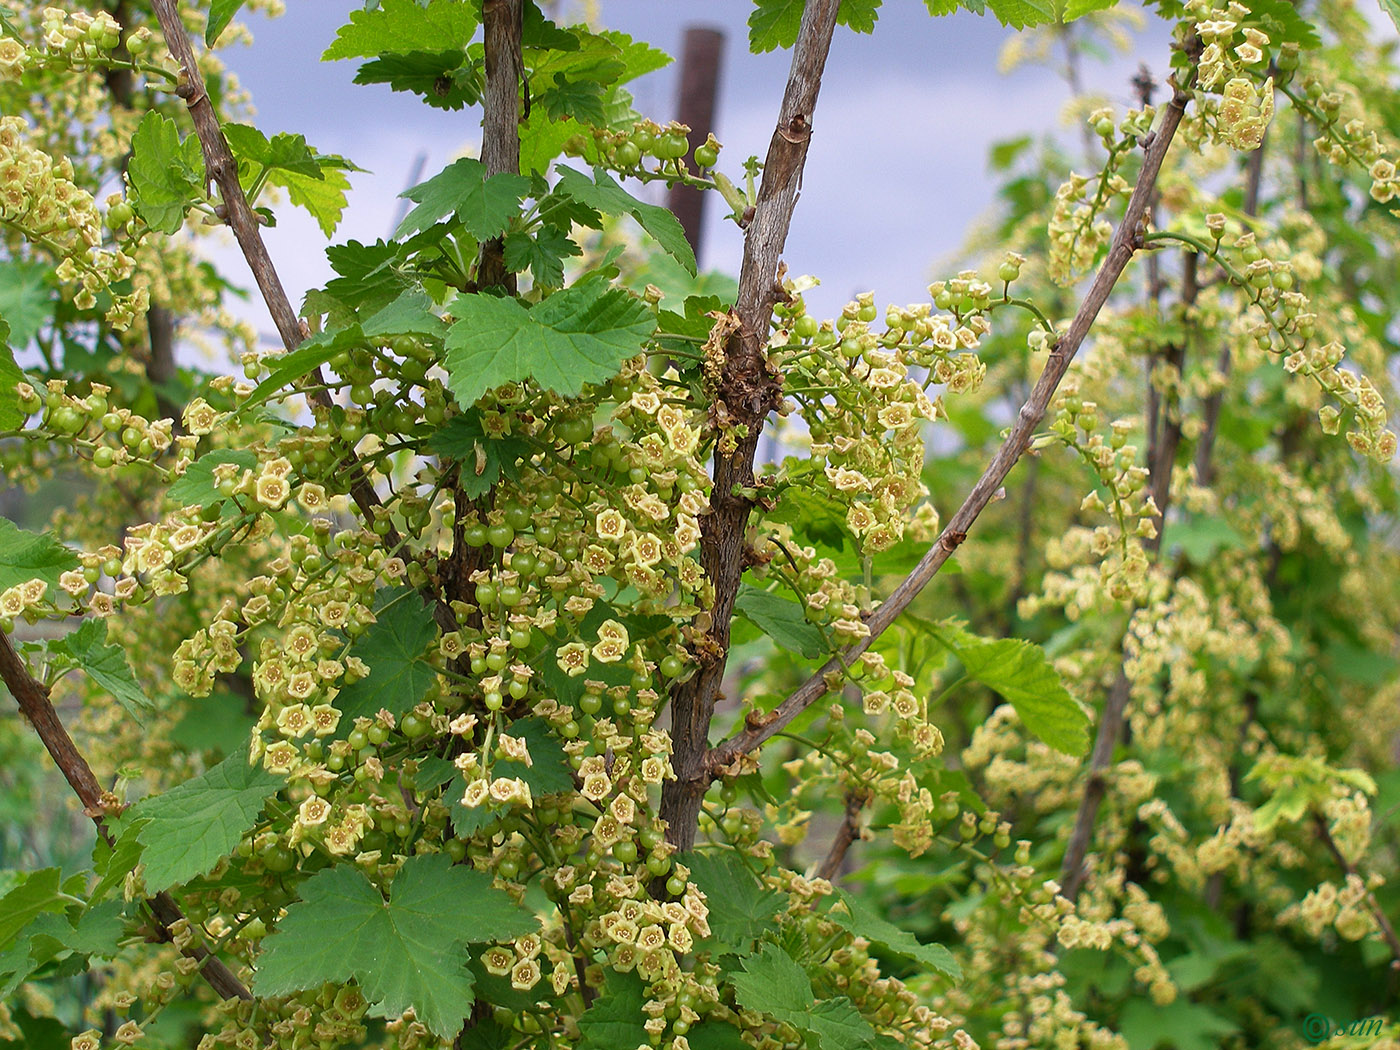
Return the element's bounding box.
[0,116,146,327]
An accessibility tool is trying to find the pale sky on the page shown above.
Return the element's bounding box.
[217,2,1166,333]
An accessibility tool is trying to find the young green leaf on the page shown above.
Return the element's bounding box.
[731,943,885,1049]
[254,855,537,1040]
[503,225,580,288]
[335,588,438,720]
[48,619,154,723]
[0,870,69,951]
[931,623,1090,755]
[827,889,961,979]
[133,744,281,890]
[396,158,530,240]
[748,0,805,51]
[733,583,826,659]
[0,260,53,349]
[553,165,696,275]
[322,0,480,61]
[205,0,245,45]
[0,518,79,593]
[683,851,785,952]
[443,274,653,406]
[0,316,21,432]
[127,112,205,235]
[425,410,531,498]
[576,969,648,1050]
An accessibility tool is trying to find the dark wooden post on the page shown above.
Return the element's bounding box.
[667,26,724,262]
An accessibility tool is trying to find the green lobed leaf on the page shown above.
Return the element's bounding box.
[496,717,574,795]
[553,165,696,275]
[245,290,443,409]
[577,968,648,1050]
[443,273,654,406]
[396,157,530,240]
[731,941,815,1016]
[838,0,884,33]
[335,588,438,721]
[748,0,804,51]
[355,49,482,110]
[683,851,785,953]
[323,0,481,61]
[731,944,884,1049]
[425,409,531,498]
[133,744,281,890]
[503,225,580,288]
[49,619,154,723]
[0,900,126,998]
[0,869,68,952]
[0,316,21,432]
[932,623,1090,756]
[0,518,79,593]
[223,123,324,179]
[127,112,205,235]
[0,260,53,348]
[828,890,961,980]
[733,584,827,659]
[205,0,245,45]
[168,449,257,518]
[984,0,1057,27]
[322,239,409,315]
[254,854,537,1040]
[276,161,352,237]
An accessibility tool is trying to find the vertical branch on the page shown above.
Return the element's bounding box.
[476,0,522,291]
[815,789,870,881]
[1195,130,1266,487]
[148,0,300,353]
[1060,241,1199,904]
[1312,812,1400,966]
[0,630,253,1002]
[660,0,843,851]
[149,0,428,610]
[708,72,1195,772]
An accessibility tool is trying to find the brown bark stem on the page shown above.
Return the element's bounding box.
[659,0,842,850]
[1195,130,1266,487]
[148,0,405,561]
[0,629,253,1001]
[1312,812,1400,966]
[475,0,522,292]
[815,790,869,882]
[709,74,1193,776]
[1060,178,1200,906]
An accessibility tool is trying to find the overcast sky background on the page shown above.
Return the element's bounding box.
[215,1,1169,335]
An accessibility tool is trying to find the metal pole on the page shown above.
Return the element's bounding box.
[667,26,724,263]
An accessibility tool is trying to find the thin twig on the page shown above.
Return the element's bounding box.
[709,72,1195,776]
[1059,161,1200,906]
[0,629,253,1001]
[1195,129,1266,487]
[659,0,843,850]
[1312,811,1400,967]
[815,789,870,881]
[148,0,418,604]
